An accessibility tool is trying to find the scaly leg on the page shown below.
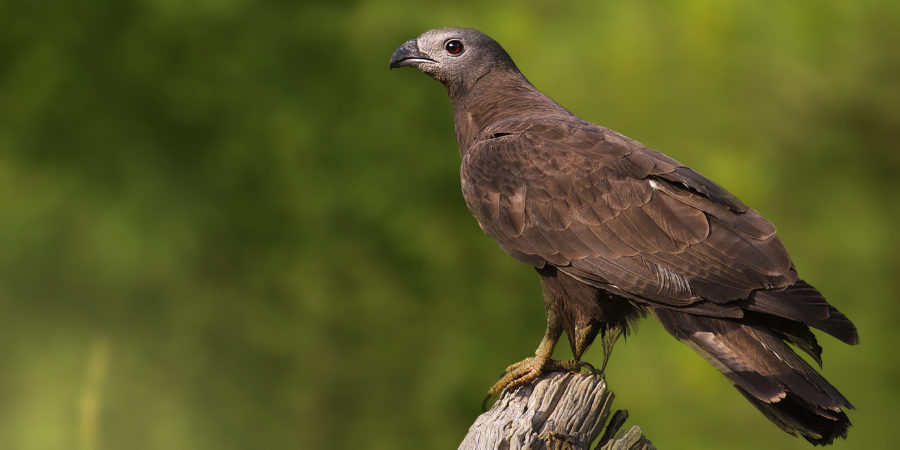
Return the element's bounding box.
[486,310,583,400]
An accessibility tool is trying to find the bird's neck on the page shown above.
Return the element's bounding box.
[448,67,573,156]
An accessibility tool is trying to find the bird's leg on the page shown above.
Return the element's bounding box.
[486,311,581,399]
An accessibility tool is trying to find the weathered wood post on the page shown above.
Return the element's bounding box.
[459,371,654,450]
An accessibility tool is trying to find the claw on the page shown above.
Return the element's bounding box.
[481,393,493,412]
[482,384,512,412]
[487,356,544,398]
[482,310,586,410]
[483,356,587,410]
[578,360,603,376]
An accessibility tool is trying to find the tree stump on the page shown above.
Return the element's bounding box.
[459,371,654,450]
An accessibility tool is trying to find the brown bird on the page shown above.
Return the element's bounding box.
[390,27,858,445]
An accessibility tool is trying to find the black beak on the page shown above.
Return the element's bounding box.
[389,40,435,69]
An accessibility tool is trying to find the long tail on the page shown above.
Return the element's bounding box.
[653,284,857,446]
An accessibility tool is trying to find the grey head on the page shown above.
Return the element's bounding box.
[389,28,517,87]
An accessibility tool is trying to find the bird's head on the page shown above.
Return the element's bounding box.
[389,28,516,87]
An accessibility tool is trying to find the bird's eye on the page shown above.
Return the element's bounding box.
[445,40,464,55]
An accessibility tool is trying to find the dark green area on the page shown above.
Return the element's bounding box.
[2,1,897,449]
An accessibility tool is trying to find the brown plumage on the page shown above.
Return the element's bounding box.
[390,27,858,445]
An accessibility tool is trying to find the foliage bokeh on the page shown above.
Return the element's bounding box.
[2,1,898,449]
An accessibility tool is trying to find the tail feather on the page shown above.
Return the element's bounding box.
[654,307,853,445]
[736,386,850,446]
[763,314,823,366]
[747,280,858,345]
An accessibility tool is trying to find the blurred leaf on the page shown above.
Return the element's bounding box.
[0,1,897,449]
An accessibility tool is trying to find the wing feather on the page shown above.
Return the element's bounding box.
[461,118,796,310]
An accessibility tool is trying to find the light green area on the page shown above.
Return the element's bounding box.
[1,1,897,449]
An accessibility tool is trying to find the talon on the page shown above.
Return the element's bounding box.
[487,357,542,397]
[481,393,492,412]
[484,355,591,409]
[483,310,576,410]
[578,360,602,376]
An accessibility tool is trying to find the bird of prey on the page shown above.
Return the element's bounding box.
[390,27,858,445]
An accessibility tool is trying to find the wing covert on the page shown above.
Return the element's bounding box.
[461,119,794,309]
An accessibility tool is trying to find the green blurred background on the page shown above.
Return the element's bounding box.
[2,0,898,449]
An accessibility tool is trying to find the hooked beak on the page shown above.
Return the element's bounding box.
[389,40,436,69]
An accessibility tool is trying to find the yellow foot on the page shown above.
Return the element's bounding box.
[487,357,583,399]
